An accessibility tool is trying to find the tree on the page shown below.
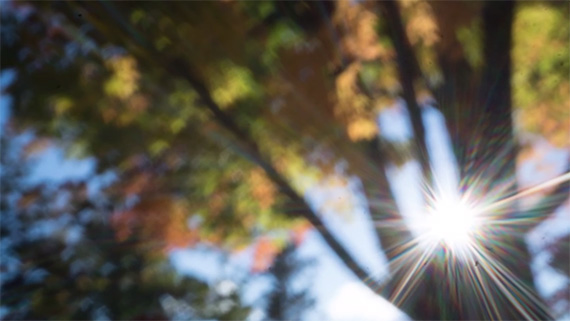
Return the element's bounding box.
[264,244,315,321]
[0,131,251,320]
[1,0,568,320]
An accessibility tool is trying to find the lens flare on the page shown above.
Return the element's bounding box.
[419,194,481,258]
[429,199,476,246]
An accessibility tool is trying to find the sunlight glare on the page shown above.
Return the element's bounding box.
[423,195,480,254]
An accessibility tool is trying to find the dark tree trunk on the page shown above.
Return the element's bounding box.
[472,2,550,319]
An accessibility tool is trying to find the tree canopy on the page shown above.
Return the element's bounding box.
[1,0,569,320]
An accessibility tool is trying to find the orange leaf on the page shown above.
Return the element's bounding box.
[251,237,280,273]
[291,221,312,246]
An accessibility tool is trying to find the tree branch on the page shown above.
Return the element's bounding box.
[377,0,431,185]
[165,58,393,297]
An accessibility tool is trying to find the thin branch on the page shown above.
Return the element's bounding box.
[377,0,431,185]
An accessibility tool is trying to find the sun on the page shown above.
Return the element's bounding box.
[421,194,481,257]
[428,199,476,247]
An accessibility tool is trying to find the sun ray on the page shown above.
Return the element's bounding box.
[467,240,553,319]
[389,240,438,306]
[465,257,500,319]
[478,171,570,213]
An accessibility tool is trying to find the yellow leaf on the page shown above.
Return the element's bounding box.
[347,117,378,141]
[211,61,256,108]
[248,168,277,210]
[150,140,169,155]
[53,97,73,115]
[104,56,140,100]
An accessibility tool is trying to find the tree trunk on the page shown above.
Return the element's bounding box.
[472,2,549,319]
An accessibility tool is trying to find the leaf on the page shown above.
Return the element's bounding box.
[210,61,258,109]
[248,168,277,210]
[251,237,281,273]
[104,56,140,100]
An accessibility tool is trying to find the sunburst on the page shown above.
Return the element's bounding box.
[383,169,569,317]
[422,194,481,255]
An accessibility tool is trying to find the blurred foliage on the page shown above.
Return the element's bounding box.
[512,2,570,147]
[399,0,569,148]
[0,134,251,320]
[413,0,569,148]
[549,234,570,278]
[1,0,568,319]
[398,0,443,87]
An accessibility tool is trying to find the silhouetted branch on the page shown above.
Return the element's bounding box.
[377,0,431,185]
